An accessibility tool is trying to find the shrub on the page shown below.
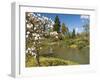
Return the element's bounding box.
[69,44,77,48]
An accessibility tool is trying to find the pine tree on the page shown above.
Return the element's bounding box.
[53,16,61,33]
[72,28,75,38]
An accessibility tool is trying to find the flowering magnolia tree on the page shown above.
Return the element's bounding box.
[25,12,55,66]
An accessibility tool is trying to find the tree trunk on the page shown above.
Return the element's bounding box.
[35,51,40,66]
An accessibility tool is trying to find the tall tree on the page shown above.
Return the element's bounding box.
[83,23,89,36]
[72,28,76,38]
[25,13,54,66]
[61,23,69,35]
[53,16,61,33]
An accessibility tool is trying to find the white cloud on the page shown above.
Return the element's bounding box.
[80,15,89,19]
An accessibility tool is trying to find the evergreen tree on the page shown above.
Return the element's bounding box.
[53,16,61,33]
[72,28,75,38]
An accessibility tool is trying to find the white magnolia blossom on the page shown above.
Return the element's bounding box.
[32,52,36,55]
[27,12,54,30]
[27,23,33,29]
[31,47,35,51]
[36,34,40,37]
[38,17,42,20]
[27,48,31,51]
[26,50,28,53]
[26,47,36,55]
[26,12,55,56]
[55,36,58,39]
[35,33,38,37]
[32,33,40,37]
[27,13,33,17]
[26,20,28,23]
[32,33,36,37]
[27,31,30,35]
[32,52,37,58]
[34,35,41,40]
[34,27,37,30]
[38,37,41,40]
[26,35,28,38]
[50,25,53,28]
[50,31,58,36]
[33,42,36,45]
[29,50,32,53]
[34,36,38,40]
[51,21,54,25]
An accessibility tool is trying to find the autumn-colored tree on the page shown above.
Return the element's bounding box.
[61,23,69,35]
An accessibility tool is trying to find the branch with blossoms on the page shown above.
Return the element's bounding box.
[25,12,55,66]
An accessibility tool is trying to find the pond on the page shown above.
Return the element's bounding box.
[40,46,89,64]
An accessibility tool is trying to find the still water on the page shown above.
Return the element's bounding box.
[40,46,89,64]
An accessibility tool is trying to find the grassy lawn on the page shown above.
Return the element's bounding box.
[26,56,78,67]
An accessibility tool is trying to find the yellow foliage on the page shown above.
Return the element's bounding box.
[69,44,77,48]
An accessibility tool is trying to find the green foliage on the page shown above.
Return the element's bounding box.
[65,37,89,49]
[53,16,61,33]
[26,56,78,67]
[76,37,89,49]
[72,28,76,38]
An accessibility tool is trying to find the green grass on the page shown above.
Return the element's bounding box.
[26,56,78,67]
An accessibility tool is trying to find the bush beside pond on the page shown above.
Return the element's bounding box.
[64,37,89,49]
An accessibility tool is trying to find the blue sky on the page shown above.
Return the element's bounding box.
[34,12,90,33]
